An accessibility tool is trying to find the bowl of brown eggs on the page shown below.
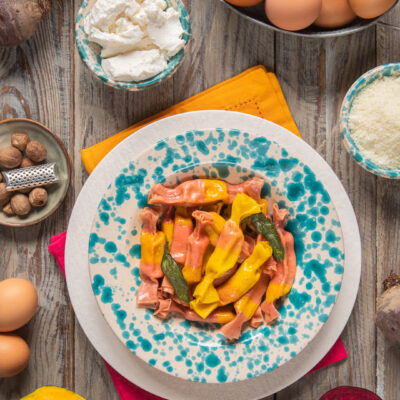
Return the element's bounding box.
[222,0,399,38]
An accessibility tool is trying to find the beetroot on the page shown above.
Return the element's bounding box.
[376,274,400,343]
[320,386,382,400]
[0,0,52,47]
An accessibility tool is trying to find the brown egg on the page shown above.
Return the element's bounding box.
[0,278,38,332]
[265,0,322,31]
[0,333,30,378]
[349,0,396,19]
[315,0,357,28]
[225,0,263,6]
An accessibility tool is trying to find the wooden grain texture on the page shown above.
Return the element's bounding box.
[1,1,400,399]
[0,0,75,399]
[375,21,400,400]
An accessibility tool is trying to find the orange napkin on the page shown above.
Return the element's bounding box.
[81,65,301,174]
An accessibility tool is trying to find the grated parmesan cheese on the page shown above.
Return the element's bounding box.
[348,76,400,170]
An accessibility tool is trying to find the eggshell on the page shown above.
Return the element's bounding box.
[349,0,396,19]
[0,278,38,332]
[225,0,263,6]
[265,0,322,31]
[0,333,30,378]
[314,0,357,28]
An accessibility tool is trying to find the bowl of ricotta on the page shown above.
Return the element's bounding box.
[340,63,400,179]
[76,0,190,91]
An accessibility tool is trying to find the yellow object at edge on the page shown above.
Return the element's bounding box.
[21,386,86,400]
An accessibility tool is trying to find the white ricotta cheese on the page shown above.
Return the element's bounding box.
[102,49,168,82]
[85,0,185,82]
[147,7,185,57]
[348,76,400,170]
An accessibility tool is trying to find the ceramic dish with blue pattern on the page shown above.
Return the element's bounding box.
[88,127,346,383]
[75,0,190,91]
[340,63,400,179]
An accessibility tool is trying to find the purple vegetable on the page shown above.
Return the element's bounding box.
[0,0,52,47]
[320,386,382,400]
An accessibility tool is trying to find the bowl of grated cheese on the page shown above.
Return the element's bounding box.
[340,63,400,179]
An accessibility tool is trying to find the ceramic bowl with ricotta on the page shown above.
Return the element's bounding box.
[76,0,191,91]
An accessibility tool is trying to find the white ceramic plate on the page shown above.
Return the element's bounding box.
[66,111,361,399]
[88,127,345,382]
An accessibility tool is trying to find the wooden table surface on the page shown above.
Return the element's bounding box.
[1,1,399,399]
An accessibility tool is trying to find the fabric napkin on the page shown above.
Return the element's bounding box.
[51,66,347,400]
[81,66,300,174]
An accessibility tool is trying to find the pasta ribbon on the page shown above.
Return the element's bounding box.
[190,194,261,319]
[148,179,229,206]
[182,211,213,285]
[203,180,229,203]
[265,204,296,303]
[217,241,272,305]
[230,193,262,224]
[170,207,193,264]
[136,207,166,307]
[204,211,226,246]
[140,231,166,265]
[190,219,244,318]
[161,206,174,250]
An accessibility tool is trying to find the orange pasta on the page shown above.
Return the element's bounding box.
[170,207,193,264]
[136,178,297,340]
[136,207,165,307]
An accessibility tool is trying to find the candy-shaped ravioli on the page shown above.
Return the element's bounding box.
[217,241,272,305]
[182,211,213,285]
[136,207,165,307]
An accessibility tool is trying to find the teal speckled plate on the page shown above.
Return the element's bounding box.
[75,0,191,91]
[88,124,346,383]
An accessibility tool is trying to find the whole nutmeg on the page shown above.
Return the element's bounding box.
[29,187,47,207]
[2,202,14,216]
[11,133,30,151]
[26,141,47,163]
[19,187,32,194]
[20,158,35,168]
[10,194,31,216]
[0,183,12,207]
[0,146,22,169]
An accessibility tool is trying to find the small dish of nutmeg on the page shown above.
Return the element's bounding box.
[0,118,71,227]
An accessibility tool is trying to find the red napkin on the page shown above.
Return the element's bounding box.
[49,232,347,399]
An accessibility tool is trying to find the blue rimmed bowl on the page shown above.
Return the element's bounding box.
[340,63,400,179]
[75,0,191,91]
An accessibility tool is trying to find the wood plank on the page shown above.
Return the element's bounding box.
[273,33,327,400]
[174,0,275,101]
[375,23,400,400]
[324,28,377,395]
[274,27,378,399]
[0,1,74,398]
[382,2,400,27]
